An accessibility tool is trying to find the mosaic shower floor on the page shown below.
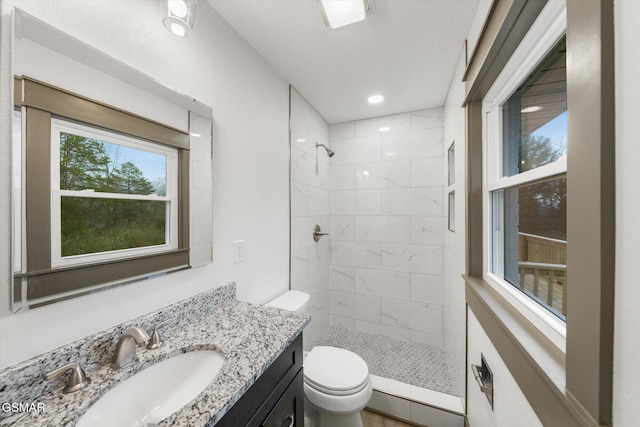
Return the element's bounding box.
[316,325,463,397]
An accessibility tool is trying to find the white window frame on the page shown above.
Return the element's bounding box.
[50,118,179,268]
[481,0,568,352]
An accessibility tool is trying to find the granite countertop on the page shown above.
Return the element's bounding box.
[0,291,310,426]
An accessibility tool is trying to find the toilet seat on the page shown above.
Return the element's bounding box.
[303,346,369,395]
[303,346,373,419]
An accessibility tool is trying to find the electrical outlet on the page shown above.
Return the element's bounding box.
[233,240,245,263]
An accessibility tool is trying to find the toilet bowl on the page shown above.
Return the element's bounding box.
[265,291,373,427]
[303,346,372,427]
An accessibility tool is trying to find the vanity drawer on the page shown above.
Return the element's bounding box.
[216,333,303,427]
[260,369,303,427]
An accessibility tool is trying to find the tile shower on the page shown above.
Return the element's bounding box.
[289,88,463,398]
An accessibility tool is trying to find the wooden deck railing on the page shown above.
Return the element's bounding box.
[518,233,567,317]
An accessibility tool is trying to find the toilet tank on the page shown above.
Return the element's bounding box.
[265,290,310,312]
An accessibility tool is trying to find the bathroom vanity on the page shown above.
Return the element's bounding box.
[217,334,304,427]
[0,283,309,426]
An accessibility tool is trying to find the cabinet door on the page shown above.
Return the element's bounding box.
[261,369,304,427]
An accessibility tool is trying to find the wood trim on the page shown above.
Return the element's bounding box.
[24,107,52,272]
[463,0,548,105]
[466,102,483,277]
[565,0,615,424]
[25,249,189,300]
[16,77,189,149]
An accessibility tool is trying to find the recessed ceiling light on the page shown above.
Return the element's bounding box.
[521,106,543,113]
[379,126,391,132]
[189,132,201,137]
[296,138,306,143]
[368,95,384,104]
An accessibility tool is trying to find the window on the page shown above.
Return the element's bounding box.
[483,30,568,344]
[50,120,178,267]
[13,77,190,305]
[488,38,567,321]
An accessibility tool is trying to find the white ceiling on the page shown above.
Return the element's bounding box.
[208,0,481,124]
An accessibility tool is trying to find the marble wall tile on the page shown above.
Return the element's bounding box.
[410,274,445,304]
[330,121,356,141]
[355,113,412,137]
[330,136,382,165]
[291,248,310,287]
[355,160,411,189]
[411,108,444,131]
[355,216,411,244]
[294,269,330,350]
[330,164,356,190]
[309,239,330,276]
[381,188,443,216]
[330,216,355,241]
[330,241,382,268]
[308,186,330,216]
[355,268,411,299]
[355,319,412,341]
[330,265,356,291]
[410,330,445,349]
[330,315,355,330]
[410,216,445,246]
[381,244,443,275]
[291,146,329,188]
[328,109,447,347]
[411,157,445,187]
[381,298,443,335]
[331,189,381,215]
[291,182,309,217]
[382,128,444,161]
[290,89,330,350]
[331,290,381,323]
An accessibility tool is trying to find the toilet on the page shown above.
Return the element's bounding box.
[266,291,372,427]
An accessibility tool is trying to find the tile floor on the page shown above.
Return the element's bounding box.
[316,325,463,396]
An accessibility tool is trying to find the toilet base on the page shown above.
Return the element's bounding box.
[304,400,364,427]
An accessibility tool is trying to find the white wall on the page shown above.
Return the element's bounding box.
[289,88,331,350]
[327,109,447,347]
[613,0,640,425]
[466,309,543,427]
[0,0,290,367]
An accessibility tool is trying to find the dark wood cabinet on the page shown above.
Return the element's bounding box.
[216,333,304,427]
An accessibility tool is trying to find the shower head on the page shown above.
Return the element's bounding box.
[316,143,335,158]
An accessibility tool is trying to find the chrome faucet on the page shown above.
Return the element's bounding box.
[112,326,150,369]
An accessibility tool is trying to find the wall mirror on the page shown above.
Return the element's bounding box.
[7,9,213,313]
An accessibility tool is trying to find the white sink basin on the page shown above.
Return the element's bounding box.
[77,350,224,427]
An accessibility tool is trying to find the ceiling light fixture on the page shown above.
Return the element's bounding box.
[367,94,384,104]
[162,0,198,37]
[521,106,543,113]
[318,0,375,29]
[379,126,391,132]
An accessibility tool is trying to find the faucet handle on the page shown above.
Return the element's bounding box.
[44,362,91,394]
[147,320,170,350]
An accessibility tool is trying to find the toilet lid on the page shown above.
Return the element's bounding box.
[304,346,369,393]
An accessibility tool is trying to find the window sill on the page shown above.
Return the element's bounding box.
[464,275,591,427]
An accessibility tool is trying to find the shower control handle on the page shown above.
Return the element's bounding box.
[313,225,329,242]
